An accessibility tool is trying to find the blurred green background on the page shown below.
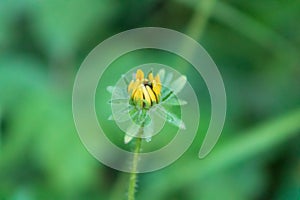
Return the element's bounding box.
[1,0,300,199]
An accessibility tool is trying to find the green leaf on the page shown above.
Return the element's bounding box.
[162,94,187,106]
[155,105,186,130]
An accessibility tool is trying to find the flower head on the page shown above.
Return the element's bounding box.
[128,69,161,109]
[108,68,187,144]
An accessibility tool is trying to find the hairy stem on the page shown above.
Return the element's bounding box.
[127,130,143,200]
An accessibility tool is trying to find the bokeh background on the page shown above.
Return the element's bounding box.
[1,0,300,199]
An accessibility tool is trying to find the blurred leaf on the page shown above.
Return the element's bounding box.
[139,108,300,199]
[30,0,115,56]
[0,56,99,198]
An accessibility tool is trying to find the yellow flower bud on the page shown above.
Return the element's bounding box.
[128,69,162,109]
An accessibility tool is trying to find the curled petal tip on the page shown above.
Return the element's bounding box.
[180,122,186,130]
[148,73,154,81]
[108,115,114,120]
[136,69,144,80]
[124,135,133,144]
[107,86,114,94]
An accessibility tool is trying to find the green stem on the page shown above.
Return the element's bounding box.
[128,131,143,200]
[175,0,217,72]
[185,0,217,40]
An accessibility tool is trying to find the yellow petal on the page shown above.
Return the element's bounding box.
[133,88,143,107]
[146,85,157,103]
[154,75,162,94]
[128,80,134,93]
[142,85,151,106]
[153,84,161,98]
[134,88,142,101]
[153,75,161,91]
[130,80,140,97]
[155,74,161,85]
[136,69,144,80]
[148,72,154,82]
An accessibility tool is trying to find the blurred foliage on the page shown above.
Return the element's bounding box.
[0,0,300,200]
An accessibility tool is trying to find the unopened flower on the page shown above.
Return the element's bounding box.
[108,68,187,144]
[128,69,161,109]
